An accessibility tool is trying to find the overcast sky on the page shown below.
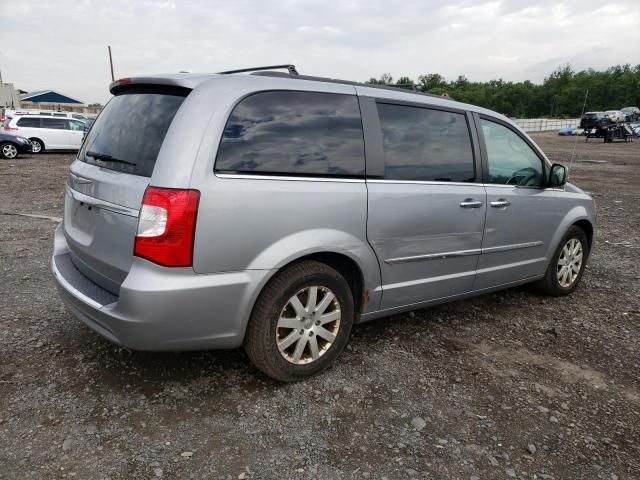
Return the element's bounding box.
[1,0,639,104]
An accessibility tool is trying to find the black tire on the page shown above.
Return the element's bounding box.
[536,225,589,296]
[244,260,354,382]
[0,142,19,159]
[29,138,44,153]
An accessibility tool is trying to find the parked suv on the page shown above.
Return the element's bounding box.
[52,67,596,381]
[579,112,611,130]
[4,115,86,152]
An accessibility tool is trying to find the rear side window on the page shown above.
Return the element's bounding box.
[377,103,475,182]
[216,91,365,176]
[42,118,68,130]
[79,88,188,177]
[17,117,41,128]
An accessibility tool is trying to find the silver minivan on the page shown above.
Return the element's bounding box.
[52,66,596,381]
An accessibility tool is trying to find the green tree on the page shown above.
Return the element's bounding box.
[365,64,640,118]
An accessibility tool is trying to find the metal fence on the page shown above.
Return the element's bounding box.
[514,118,580,133]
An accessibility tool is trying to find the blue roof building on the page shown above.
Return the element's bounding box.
[20,90,84,104]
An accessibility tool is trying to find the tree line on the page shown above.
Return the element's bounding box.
[366,64,640,118]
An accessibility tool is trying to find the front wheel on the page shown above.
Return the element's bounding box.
[536,226,589,296]
[29,138,43,153]
[244,260,354,382]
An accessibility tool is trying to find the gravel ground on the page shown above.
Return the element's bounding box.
[1,133,639,479]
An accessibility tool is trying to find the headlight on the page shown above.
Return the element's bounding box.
[16,137,29,143]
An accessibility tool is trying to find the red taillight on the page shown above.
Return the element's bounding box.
[134,187,200,267]
[4,126,17,131]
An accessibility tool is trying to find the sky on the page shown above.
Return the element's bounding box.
[1,0,639,104]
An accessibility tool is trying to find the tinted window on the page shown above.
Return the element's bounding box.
[79,88,188,177]
[480,118,544,187]
[42,118,68,130]
[17,117,41,128]
[377,103,475,182]
[216,91,365,176]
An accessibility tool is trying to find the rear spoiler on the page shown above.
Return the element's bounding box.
[109,74,214,95]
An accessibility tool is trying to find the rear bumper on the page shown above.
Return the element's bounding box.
[52,224,272,351]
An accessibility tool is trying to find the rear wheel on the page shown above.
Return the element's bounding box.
[536,226,589,296]
[0,142,18,159]
[29,138,44,153]
[244,260,354,382]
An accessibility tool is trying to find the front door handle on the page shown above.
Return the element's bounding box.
[490,199,511,208]
[459,198,484,209]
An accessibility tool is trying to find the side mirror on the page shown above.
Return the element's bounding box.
[548,163,567,188]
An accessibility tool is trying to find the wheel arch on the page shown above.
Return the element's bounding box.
[545,206,595,266]
[573,219,594,251]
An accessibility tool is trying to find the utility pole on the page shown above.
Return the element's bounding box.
[108,45,115,81]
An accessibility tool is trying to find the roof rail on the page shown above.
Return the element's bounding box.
[219,64,299,75]
[384,83,418,92]
[252,71,449,100]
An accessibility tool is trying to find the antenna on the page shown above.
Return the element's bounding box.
[567,89,588,180]
[108,46,115,82]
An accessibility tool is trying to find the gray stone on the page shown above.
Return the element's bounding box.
[62,438,73,451]
[411,416,426,431]
[527,443,537,454]
[505,468,516,477]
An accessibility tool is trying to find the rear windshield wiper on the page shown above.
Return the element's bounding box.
[86,151,137,166]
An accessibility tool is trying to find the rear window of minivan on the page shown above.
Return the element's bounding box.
[17,117,42,128]
[78,87,189,177]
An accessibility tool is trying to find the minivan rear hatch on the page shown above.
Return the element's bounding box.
[63,85,190,295]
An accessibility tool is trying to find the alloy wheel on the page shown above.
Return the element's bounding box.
[2,144,17,159]
[276,286,341,365]
[557,238,583,288]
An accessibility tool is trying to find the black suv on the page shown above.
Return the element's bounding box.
[580,112,612,130]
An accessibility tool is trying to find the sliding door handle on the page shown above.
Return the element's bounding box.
[459,199,484,209]
[490,199,511,208]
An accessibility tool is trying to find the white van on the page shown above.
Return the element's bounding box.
[4,115,86,152]
[1,108,89,122]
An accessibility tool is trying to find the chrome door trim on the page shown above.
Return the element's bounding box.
[385,248,482,265]
[65,185,140,218]
[367,179,483,187]
[215,173,365,183]
[481,241,543,254]
[384,241,543,265]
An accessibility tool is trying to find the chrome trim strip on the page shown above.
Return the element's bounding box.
[215,173,365,183]
[385,248,481,264]
[384,241,543,265]
[481,241,543,254]
[367,179,483,187]
[52,256,104,309]
[65,185,140,218]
